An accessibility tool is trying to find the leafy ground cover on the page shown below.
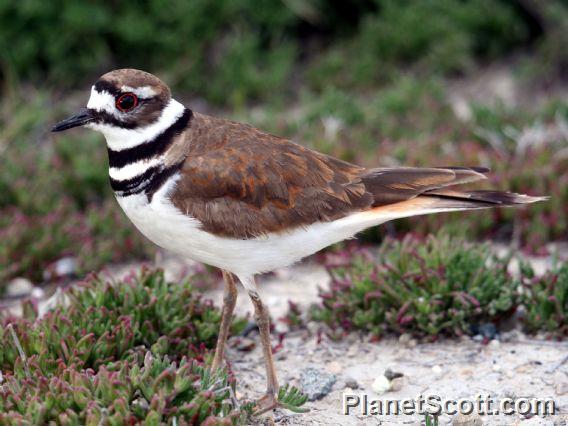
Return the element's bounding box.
[309,234,568,340]
[0,268,251,424]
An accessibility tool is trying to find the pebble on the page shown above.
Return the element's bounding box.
[478,323,497,339]
[6,278,34,297]
[344,377,359,389]
[43,256,77,281]
[371,375,391,394]
[31,287,45,299]
[492,363,501,372]
[500,389,516,400]
[398,333,417,348]
[501,329,524,342]
[432,365,442,376]
[326,361,342,374]
[234,337,256,352]
[556,382,568,396]
[489,339,500,348]
[452,413,483,426]
[390,377,404,392]
[384,368,403,381]
[300,367,336,401]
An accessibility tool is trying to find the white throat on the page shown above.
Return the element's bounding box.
[86,95,185,151]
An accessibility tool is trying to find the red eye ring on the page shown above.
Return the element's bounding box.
[115,93,138,112]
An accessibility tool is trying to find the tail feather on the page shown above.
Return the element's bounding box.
[362,166,488,205]
[423,189,549,210]
[361,165,547,210]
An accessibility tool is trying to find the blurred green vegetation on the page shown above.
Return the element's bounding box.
[1,0,566,105]
[0,0,567,284]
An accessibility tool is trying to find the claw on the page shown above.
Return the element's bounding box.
[252,393,280,416]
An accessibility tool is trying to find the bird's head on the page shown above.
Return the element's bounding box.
[52,69,185,150]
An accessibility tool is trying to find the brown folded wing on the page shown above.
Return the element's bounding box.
[168,113,487,238]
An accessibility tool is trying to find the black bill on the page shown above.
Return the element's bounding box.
[51,108,94,132]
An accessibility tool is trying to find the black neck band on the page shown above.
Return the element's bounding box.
[110,161,184,202]
[107,108,193,168]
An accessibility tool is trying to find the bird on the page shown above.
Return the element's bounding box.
[52,69,546,413]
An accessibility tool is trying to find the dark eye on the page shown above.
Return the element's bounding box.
[115,93,138,112]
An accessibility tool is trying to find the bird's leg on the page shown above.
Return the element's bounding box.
[246,281,280,414]
[211,270,238,371]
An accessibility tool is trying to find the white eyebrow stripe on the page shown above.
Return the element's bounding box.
[121,85,157,98]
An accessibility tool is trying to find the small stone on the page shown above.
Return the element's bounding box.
[500,389,515,400]
[515,364,534,374]
[499,329,520,342]
[478,323,497,339]
[31,287,45,299]
[344,378,359,389]
[432,365,442,376]
[300,367,336,401]
[54,257,77,276]
[384,368,403,381]
[326,361,342,374]
[371,375,391,394]
[6,278,33,297]
[556,383,568,396]
[492,362,501,372]
[43,257,77,281]
[452,413,483,426]
[390,377,404,392]
[472,334,484,342]
[488,339,500,348]
[131,398,149,411]
[234,337,256,352]
[398,333,418,348]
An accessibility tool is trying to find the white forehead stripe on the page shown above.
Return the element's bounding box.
[87,98,185,151]
[87,87,117,115]
[121,85,157,98]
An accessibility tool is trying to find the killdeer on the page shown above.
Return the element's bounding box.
[52,69,546,413]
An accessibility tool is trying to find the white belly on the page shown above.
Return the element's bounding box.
[114,175,392,277]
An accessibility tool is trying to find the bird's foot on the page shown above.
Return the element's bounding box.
[252,392,280,416]
[252,385,309,416]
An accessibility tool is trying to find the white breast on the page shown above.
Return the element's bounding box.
[115,174,395,277]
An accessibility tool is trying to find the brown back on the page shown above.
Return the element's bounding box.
[168,113,486,238]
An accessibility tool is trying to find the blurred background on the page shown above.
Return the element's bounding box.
[0,0,567,287]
